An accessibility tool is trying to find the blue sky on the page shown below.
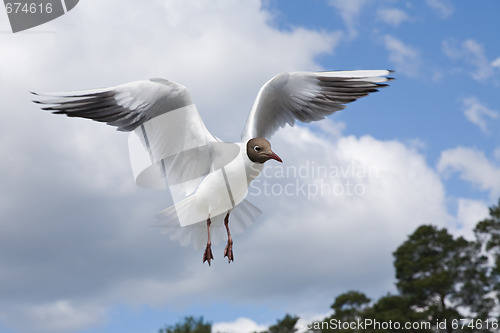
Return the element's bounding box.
[0,1,499,333]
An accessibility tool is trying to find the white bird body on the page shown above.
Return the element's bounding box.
[33,70,392,263]
[157,142,263,227]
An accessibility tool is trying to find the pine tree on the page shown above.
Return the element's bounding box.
[393,225,491,332]
[159,316,211,333]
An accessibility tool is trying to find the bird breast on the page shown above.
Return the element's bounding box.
[195,143,264,216]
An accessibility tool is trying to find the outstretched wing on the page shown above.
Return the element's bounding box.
[241,70,393,140]
[32,78,224,196]
[32,78,195,132]
[34,79,246,231]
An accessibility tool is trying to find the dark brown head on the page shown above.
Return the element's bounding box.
[246,138,282,164]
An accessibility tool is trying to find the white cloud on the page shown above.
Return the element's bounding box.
[442,39,496,81]
[406,138,427,151]
[328,0,368,38]
[438,147,500,198]
[213,317,267,333]
[295,312,332,333]
[426,0,454,19]
[462,39,495,81]
[383,35,420,77]
[0,301,106,333]
[455,198,490,240]
[314,119,346,138]
[492,57,500,69]
[377,8,411,26]
[462,97,498,133]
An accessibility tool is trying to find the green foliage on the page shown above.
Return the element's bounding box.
[475,198,500,289]
[393,224,493,332]
[393,225,467,306]
[330,290,371,319]
[311,291,369,333]
[363,294,432,333]
[475,199,500,253]
[261,313,299,333]
[159,316,211,333]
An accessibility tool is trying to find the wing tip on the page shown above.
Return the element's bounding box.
[314,69,395,84]
[386,70,395,81]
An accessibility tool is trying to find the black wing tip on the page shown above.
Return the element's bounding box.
[30,91,42,104]
[386,69,395,81]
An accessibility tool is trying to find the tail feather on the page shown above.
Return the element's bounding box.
[230,199,262,234]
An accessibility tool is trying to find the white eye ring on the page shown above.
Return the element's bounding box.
[254,146,261,152]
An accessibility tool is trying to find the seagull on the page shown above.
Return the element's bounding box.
[32,70,392,265]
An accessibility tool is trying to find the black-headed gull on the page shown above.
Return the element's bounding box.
[33,70,392,265]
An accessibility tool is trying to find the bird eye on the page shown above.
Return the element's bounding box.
[254,146,261,152]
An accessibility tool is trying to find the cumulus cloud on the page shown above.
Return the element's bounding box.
[377,7,411,26]
[213,318,267,333]
[462,97,498,133]
[0,301,106,333]
[383,35,420,77]
[438,147,500,199]
[314,119,346,138]
[442,39,497,81]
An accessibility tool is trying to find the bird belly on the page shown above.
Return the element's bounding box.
[172,144,264,226]
[196,151,250,217]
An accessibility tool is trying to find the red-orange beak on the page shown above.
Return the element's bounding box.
[267,151,283,163]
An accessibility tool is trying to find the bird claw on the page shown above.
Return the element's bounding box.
[203,243,214,266]
[224,240,234,263]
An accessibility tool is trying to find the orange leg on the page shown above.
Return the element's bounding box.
[203,217,214,266]
[223,212,234,263]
